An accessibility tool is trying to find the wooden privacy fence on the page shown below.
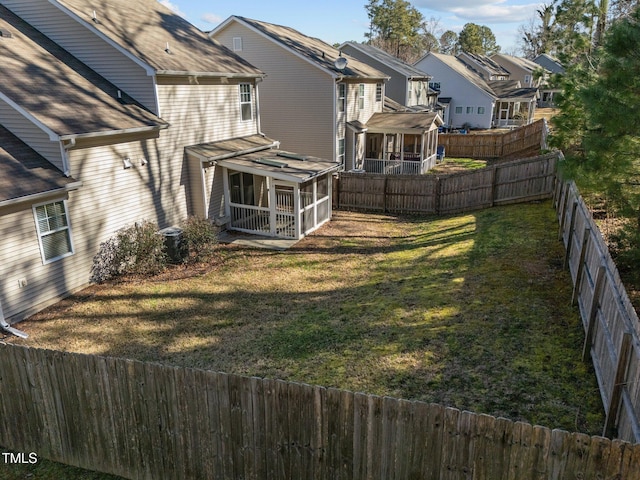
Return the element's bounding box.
[1,343,640,480]
[336,152,558,215]
[556,181,640,444]
[438,119,548,159]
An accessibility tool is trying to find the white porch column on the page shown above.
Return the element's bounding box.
[268,178,277,236]
[294,184,302,239]
[222,167,231,219]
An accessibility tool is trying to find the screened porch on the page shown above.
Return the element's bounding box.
[356,112,443,175]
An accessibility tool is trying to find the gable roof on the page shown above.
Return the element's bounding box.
[533,53,565,75]
[215,16,387,80]
[366,112,442,134]
[54,0,262,77]
[0,5,166,139]
[0,125,81,207]
[339,42,431,80]
[458,52,510,78]
[492,53,541,73]
[423,52,497,99]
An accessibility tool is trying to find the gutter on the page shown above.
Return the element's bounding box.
[0,181,83,209]
[59,124,168,142]
[156,71,266,79]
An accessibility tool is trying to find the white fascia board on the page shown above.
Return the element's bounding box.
[48,0,156,77]
[0,92,60,141]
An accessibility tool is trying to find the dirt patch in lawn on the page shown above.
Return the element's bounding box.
[10,203,604,436]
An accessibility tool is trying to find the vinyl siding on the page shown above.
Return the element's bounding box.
[1,78,260,321]
[416,56,494,129]
[0,100,65,172]
[213,23,336,161]
[2,0,158,113]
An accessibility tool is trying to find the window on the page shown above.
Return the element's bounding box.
[358,84,365,110]
[337,83,346,112]
[338,138,345,164]
[428,82,440,91]
[466,106,474,114]
[477,107,485,114]
[239,83,253,121]
[375,83,383,102]
[33,200,74,263]
[455,106,462,114]
[232,37,242,52]
[524,74,531,86]
[229,171,256,205]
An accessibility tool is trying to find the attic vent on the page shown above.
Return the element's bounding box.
[253,158,288,168]
[0,30,13,39]
[277,152,308,161]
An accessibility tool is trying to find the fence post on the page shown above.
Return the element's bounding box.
[571,227,591,306]
[603,332,633,438]
[383,176,389,214]
[582,265,606,362]
[434,177,441,215]
[558,184,571,242]
[563,201,579,270]
[490,166,498,207]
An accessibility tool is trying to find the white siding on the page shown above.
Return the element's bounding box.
[415,56,494,129]
[2,0,158,113]
[0,100,65,172]
[213,23,336,160]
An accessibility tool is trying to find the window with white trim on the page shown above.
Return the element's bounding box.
[466,106,474,114]
[239,83,253,121]
[358,84,365,110]
[33,200,74,263]
[232,37,242,52]
[455,106,462,114]
[337,83,346,112]
[477,106,485,114]
[338,138,345,164]
[375,83,383,102]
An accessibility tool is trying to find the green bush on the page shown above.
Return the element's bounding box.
[90,220,167,283]
[180,216,219,264]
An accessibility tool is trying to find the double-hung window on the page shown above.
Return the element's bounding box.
[375,83,383,103]
[239,83,253,121]
[338,138,345,164]
[337,83,346,113]
[358,84,365,110]
[33,200,74,263]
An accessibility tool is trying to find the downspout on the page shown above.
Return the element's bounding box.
[255,77,265,136]
[334,76,343,165]
[0,301,28,339]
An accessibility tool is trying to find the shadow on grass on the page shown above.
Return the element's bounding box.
[15,202,604,436]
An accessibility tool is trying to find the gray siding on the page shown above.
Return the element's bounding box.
[213,22,336,161]
[2,0,158,113]
[2,77,260,321]
[0,100,65,172]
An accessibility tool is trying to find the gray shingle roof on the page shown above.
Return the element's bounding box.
[340,42,431,79]
[229,16,387,80]
[0,5,166,137]
[56,0,263,77]
[427,53,497,98]
[492,54,541,73]
[0,125,79,204]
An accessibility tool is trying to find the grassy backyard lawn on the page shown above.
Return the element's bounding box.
[12,202,603,440]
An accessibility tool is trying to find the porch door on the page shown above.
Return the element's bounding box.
[273,183,296,239]
[499,102,510,124]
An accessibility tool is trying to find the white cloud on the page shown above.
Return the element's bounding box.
[415,0,539,24]
[201,13,224,25]
[157,0,186,18]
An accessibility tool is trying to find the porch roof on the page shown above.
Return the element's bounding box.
[365,112,443,134]
[186,134,340,183]
[489,81,538,102]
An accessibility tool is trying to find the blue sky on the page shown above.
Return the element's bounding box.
[159,0,542,54]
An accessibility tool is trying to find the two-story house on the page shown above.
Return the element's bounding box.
[0,0,338,325]
[338,42,438,110]
[211,16,442,176]
[414,52,538,129]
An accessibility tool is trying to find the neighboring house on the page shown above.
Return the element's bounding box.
[210,17,442,175]
[457,51,510,81]
[338,42,438,110]
[414,52,538,129]
[491,54,543,88]
[533,54,565,107]
[0,1,337,324]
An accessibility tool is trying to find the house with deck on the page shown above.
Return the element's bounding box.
[0,0,337,325]
[210,16,442,175]
[414,52,538,129]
